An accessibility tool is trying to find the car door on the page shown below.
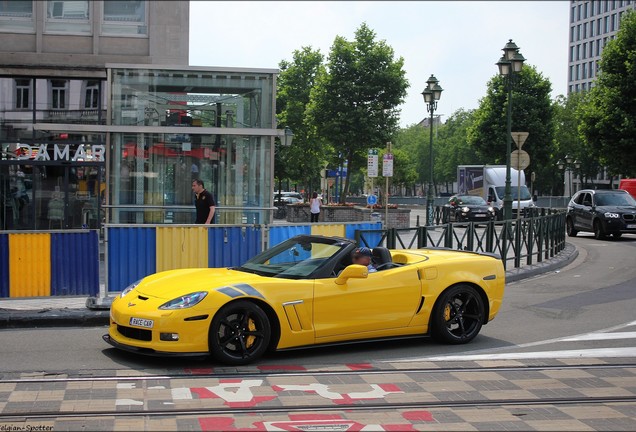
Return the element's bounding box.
[312,266,422,340]
[578,192,594,230]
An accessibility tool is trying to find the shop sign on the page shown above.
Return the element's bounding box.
[8,143,105,162]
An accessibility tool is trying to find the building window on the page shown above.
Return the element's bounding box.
[45,1,91,34]
[0,0,33,32]
[15,79,31,109]
[51,80,68,109]
[102,1,147,36]
[84,80,100,109]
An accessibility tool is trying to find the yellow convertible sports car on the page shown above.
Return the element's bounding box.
[103,235,505,365]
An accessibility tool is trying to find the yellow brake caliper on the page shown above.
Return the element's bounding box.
[443,303,452,322]
[246,318,256,348]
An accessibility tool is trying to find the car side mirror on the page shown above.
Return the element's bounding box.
[335,264,368,285]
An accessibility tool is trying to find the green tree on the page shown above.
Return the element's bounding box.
[276,47,326,196]
[307,23,409,202]
[552,92,602,193]
[392,124,425,196]
[579,10,636,177]
[435,109,478,188]
[468,65,555,194]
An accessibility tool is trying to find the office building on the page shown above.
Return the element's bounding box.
[568,0,635,93]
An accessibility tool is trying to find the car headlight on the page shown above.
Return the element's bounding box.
[604,212,620,218]
[461,206,470,213]
[159,292,208,310]
[120,279,142,298]
[488,207,495,213]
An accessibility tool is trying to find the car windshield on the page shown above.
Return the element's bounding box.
[457,196,487,205]
[237,237,349,279]
[495,185,531,200]
[595,192,636,206]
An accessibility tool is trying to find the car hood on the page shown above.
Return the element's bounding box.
[135,267,266,300]
[597,205,636,212]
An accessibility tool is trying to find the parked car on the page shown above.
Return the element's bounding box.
[103,234,505,365]
[443,194,497,223]
[274,191,303,203]
[273,192,304,219]
[566,189,636,239]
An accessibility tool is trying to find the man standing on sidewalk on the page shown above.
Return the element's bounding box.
[192,179,216,224]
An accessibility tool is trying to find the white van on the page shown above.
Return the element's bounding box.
[458,165,534,219]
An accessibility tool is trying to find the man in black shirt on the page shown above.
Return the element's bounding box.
[192,179,216,224]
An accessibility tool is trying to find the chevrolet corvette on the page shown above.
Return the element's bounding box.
[103,235,505,365]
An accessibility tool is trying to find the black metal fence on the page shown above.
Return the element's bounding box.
[355,208,567,270]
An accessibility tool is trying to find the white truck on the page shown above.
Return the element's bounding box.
[457,165,534,218]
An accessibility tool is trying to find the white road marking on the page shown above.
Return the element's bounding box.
[385,321,636,363]
[395,347,636,362]
[561,331,636,341]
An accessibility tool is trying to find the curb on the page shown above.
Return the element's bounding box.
[0,309,110,329]
[505,242,578,282]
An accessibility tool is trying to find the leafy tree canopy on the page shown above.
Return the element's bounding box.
[276,47,325,194]
[468,65,555,194]
[579,9,636,177]
[307,23,409,202]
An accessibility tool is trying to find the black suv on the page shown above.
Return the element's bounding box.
[566,189,636,239]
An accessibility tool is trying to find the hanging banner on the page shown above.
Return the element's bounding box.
[382,153,393,177]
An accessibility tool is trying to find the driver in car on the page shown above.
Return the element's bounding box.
[351,247,377,273]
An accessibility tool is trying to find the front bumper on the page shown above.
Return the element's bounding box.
[600,217,636,234]
[102,334,208,357]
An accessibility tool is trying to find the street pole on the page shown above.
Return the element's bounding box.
[421,75,443,227]
[504,79,513,220]
[497,39,525,220]
[427,105,435,226]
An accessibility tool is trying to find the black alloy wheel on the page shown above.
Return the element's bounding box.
[209,300,271,365]
[593,219,606,240]
[431,284,484,344]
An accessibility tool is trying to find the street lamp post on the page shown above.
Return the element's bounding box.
[421,75,443,227]
[557,155,581,197]
[496,40,525,220]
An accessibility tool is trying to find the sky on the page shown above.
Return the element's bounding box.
[189,1,570,128]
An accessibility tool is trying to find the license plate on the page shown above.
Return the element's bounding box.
[627,224,636,229]
[129,317,154,328]
[475,214,487,217]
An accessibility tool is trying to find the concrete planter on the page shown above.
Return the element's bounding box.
[356,206,411,229]
[286,204,410,228]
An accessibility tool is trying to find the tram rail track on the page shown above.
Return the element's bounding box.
[2,361,635,424]
[1,361,635,383]
[2,395,636,421]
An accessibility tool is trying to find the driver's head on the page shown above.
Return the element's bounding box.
[352,247,372,266]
